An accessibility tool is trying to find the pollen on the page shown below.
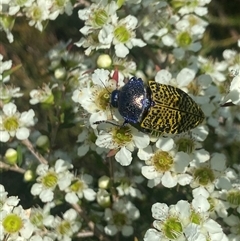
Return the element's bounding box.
[3,116,19,132]
[152,151,173,172]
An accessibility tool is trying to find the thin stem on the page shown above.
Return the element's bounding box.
[21,138,48,164]
[0,161,25,174]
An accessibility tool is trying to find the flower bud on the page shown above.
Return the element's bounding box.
[98,175,110,189]
[36,135,50,152]
[5,148,17,165]
[97,189,111,208]
[97,54,112,68]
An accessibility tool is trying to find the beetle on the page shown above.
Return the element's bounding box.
[94,77,205,135]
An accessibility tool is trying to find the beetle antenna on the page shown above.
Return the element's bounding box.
[94,120,121,127]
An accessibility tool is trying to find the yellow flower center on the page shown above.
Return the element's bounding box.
[176,137,194,154]
[112,126,132,145]
[92,9,108,27]
[227,190,240,206]
[70,180,84,192]
[96,89,111,110]
[3,116,19,132]
[177,31,192,47]
[114,25,131,43]
[42,172,58,188]
[58,220,71,235]
[190,210,202,225]
[152,151,173,172]
[2,213,23,234]
[113,212,127,227]
[162,217,183,239]
[194,167,214,186]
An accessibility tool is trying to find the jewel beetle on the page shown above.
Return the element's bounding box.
[94,77,205,135]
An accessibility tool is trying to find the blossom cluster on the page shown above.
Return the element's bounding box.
[0,183,81,241]
[0,0,73,42]
[1,0,240,240]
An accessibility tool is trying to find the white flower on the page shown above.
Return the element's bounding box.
[0,102,35,142]
[49,0,73,20]
[72,69,123,126]
[96,125,150,166]
[222,74,240,105]
[0,85,23,101]
[78,1,118,30]
[189,153,227,193]
[75,1,118,55]
[145,198,227,241]
[0,205,35,240]
[155,68,196,90]
[76,3,145,57]
[8,0,34,15]
[30,202,55,229]
[52,208,81,241]
[0,184,19,213]
[111,15,146,58]
[114,169,144,199]
[0,12,14,43]
[104,199,140,236]
[29,83,58,105]
[77,127,106,157]
[139,137,192,188]
[198,56,228,83]
[23,0,52,31]
[65,174,96,204]
[178,0,211,16]
[31,159,73,202]
[145,201,189,240]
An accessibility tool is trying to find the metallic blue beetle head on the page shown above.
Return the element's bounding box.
[93,77,151,129]
[110,77,150,124]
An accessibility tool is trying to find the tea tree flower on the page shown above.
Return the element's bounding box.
[144,201,188,241]
[77,127,106,157]
[104,199,140,236]
[0,85,23,102]
[176,0,211,16]
[30,202,55,229]
[78,1,118,31]
[31,159,74,202]
[198,56,228,83]
[23,0,52,31]
[52,208,81,241]
[72,68,123,126]
[76,1,118,55]
[76,2,145,58]
[110,15,146,58]
[139,137,192,188]
[96,125,150,166]
[65,174,96,204]
[29,83,58,105]
[49,0,73,20]
[114,169,144,199]
[222,72,240,105]
[8,0,34,15]
[145,197,227,241]
[189,153,227,193]
[0,184,19,213]
[0,102,35,142]
[0,205,35,240]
